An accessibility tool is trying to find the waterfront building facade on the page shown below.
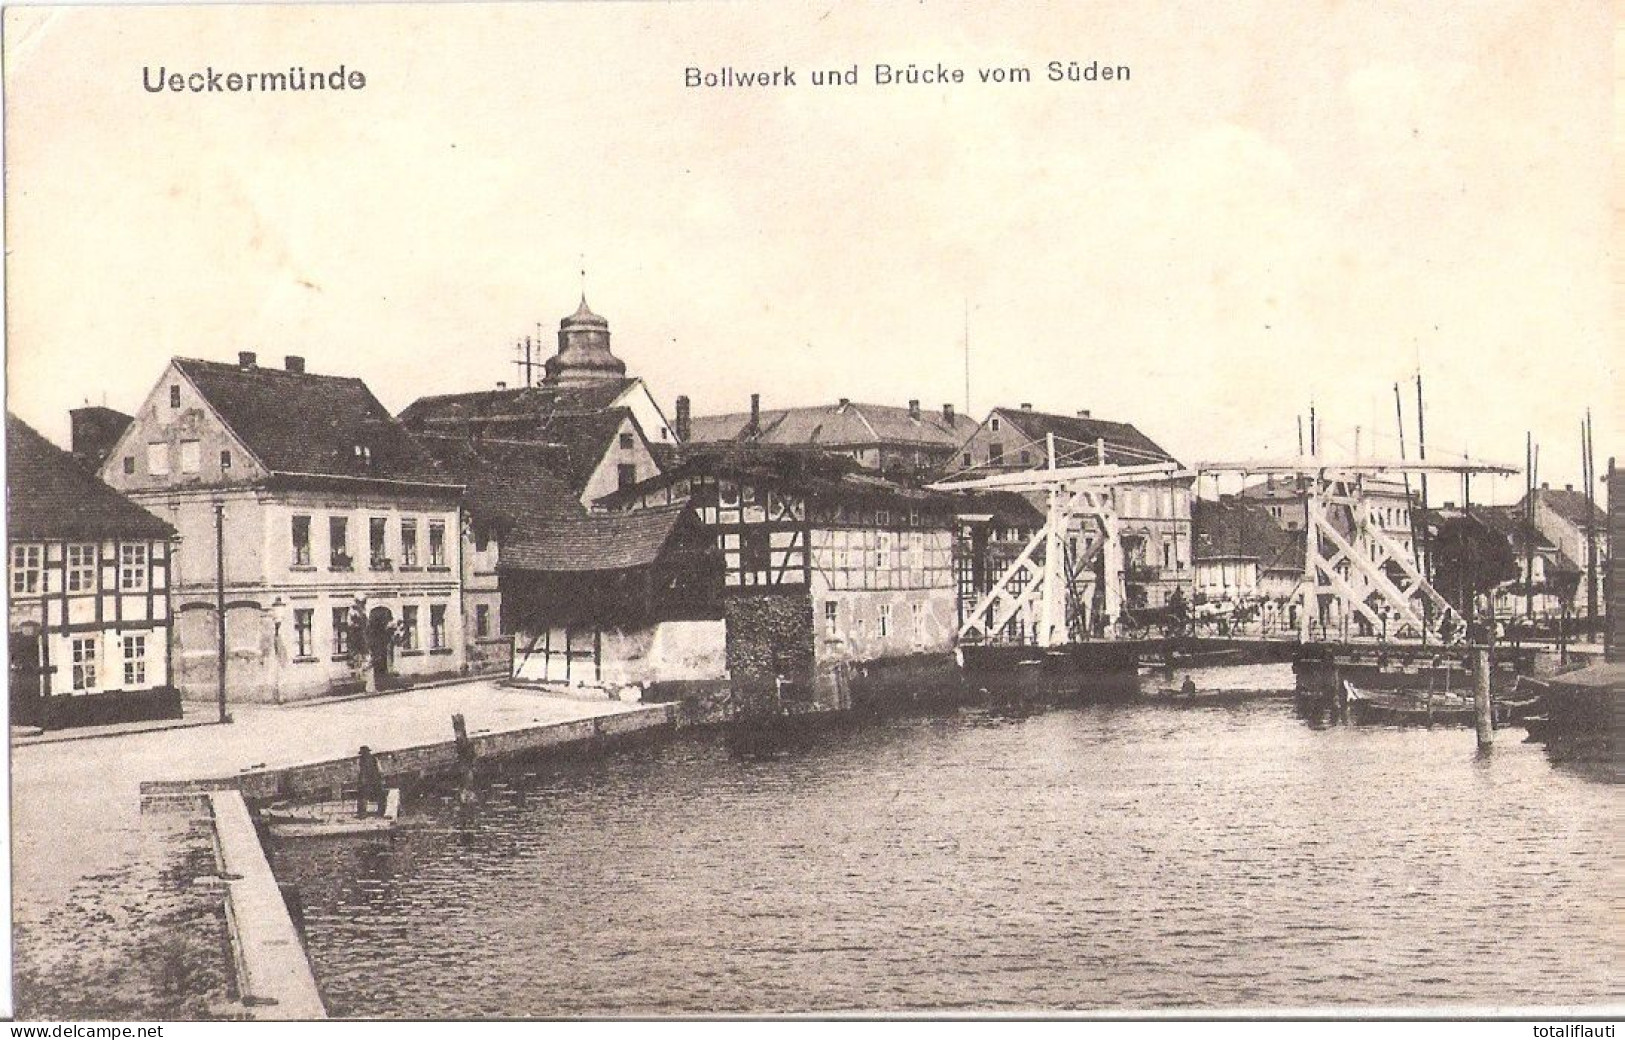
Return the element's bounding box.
[7,413,179,727]
[96,353,465,703]
[501,505,724,692]
[687,395,979,480]
[597,447,962,709]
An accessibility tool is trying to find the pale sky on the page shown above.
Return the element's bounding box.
[4,0,1617,503]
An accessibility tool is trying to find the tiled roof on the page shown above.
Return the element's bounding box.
[412,434,586,531]
[1193,498,1300,570]
[996,408,1177,466]
[954,490,1046,527]
[689,401,979,450]
[1423,504,1557,554]
[7,413,175,541]
[502,503,690,573]
[1529,487,1606,529]
[596,444,955,511]
[174,358,447,486]
[398,380,637,432]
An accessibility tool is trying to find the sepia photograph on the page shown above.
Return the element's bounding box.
[2,0,1619,1026]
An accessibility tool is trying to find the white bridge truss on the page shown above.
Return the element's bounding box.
[1198,457,1518,644]
[934,446,1517,648]
[930,437,1186,648]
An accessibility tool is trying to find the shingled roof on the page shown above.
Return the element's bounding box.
[502,503,691,573]
[689,400,979,450]
[174,357,447,486]
[996,407,1177,466]
[7,413,174,541]
[412,434,586,532]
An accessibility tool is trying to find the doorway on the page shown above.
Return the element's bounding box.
[366,606,395,682]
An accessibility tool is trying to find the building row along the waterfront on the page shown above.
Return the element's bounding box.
[40,292,1601,722]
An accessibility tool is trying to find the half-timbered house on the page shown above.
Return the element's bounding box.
[7,413,178,727]
[596,447,962,709]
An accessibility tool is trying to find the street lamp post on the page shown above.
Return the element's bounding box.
[215,501,230,724]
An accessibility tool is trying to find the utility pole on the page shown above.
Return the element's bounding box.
[1584,409,1599,636]
[1414,372,1432,640]
[1524,432,1535,620]
[215,501,229,724]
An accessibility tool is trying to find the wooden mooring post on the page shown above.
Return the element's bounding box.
[452,713,477,802]
[356,745,385,816]
[1472,647,1493,750]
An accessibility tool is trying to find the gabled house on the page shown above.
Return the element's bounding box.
[8,413,178,727]
[97,352,465,703]
[1422,502,1578,620]
[1192,496,1305,623]
[1520,483,1609,618]
[398,299,672,511]
[954,404,1194,610]
[688,395,979,480]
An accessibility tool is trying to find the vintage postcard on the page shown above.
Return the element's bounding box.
[2,0,1618,1027]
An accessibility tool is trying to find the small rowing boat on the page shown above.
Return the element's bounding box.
[263,789,400,838]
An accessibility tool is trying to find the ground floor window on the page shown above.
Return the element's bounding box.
[71,637,98,691]
[475,603,491,637]
[293,608,314,658]
[430,604,447,649]
[879,603,891,637]
[122,634,147,686]
[333,606,351,655]
[400,605,419,650]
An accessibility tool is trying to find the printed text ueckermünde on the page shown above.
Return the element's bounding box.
[142,66,366,93]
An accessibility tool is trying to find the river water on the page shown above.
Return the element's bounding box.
[273,666,1618,1016]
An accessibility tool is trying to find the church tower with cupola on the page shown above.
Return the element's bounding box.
[543,296,628,389]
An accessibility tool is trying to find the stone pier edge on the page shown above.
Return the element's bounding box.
[137,701,682,1021]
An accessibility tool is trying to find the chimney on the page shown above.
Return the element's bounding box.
[908,399,921,421]
[749,393,761,431]
[942,403,955,425]
[1443,500,1455,509]
[674,395,692,442]
[1077,409,1092,419]
[1021,402,1033,411]
[496,381,507,390]
[284,355,305,374]
[1564,483,1573,492]
[237,351,257,369]
[1541,482,1549,490]
[838,397,851,408]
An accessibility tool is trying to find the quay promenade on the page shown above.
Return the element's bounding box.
[11,680,655,926]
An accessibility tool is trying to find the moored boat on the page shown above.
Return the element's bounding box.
[1342,681,1475,726]
[263,789,400,838]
